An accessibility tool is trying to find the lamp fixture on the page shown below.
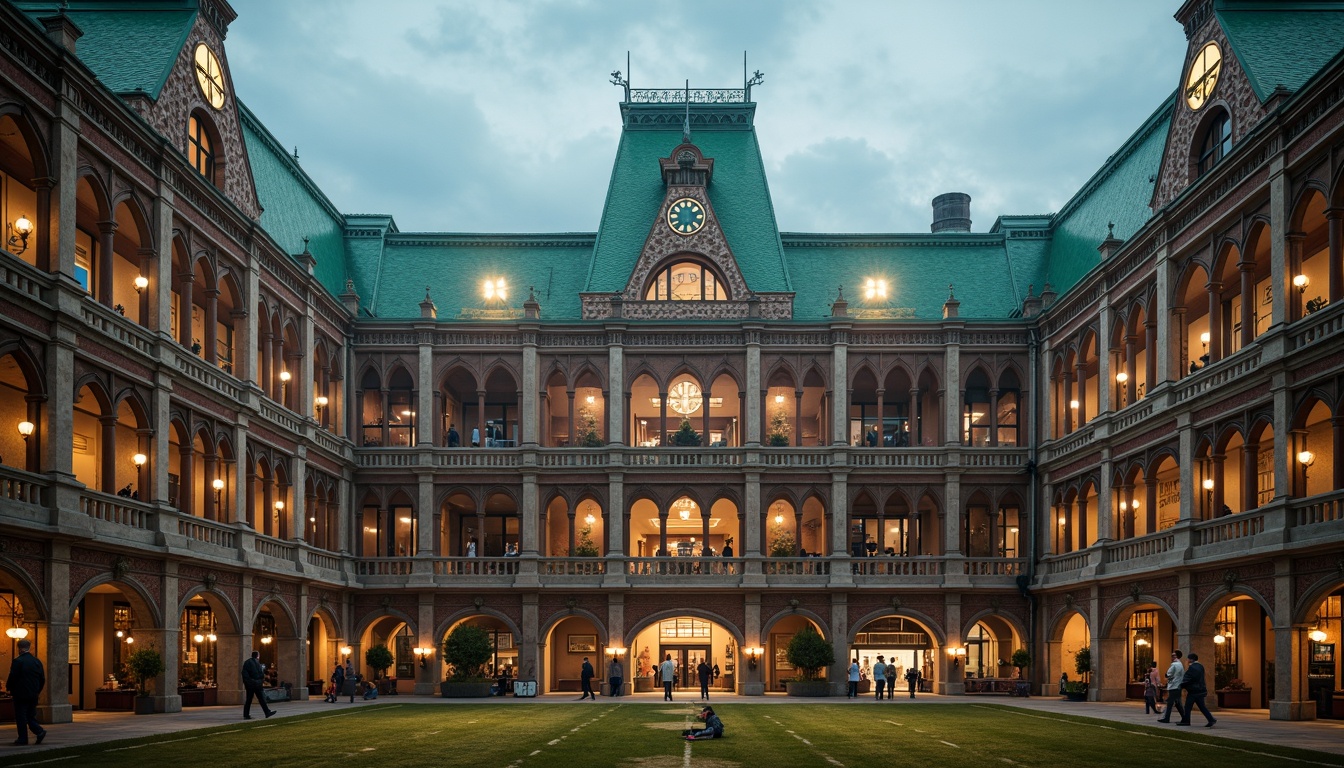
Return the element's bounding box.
[260,635,273,645]
[1213,634,1226,645]
[125,636,135,644]
[775,394,785,404]
[946,646,967,667]
[274,500,285,511]
[585,513,596,526]
[207,633,217,642]
[864,278,887,300]
[1294,274,1310,293]
[1059,516,1067,525]
[412,646,433,668]
[212,478,225,492]
[340,645,352,658]
[483,277,507,301]
[679,508,691,521]
[132,452,148,468]
[315,395,329,408]
[5,627,28,640]
[1310,628,1328,643]
[1199,331,1210,347]
[1297,450,1315,467]
[193,633,205,644]
[1069,399,1079,410]
[17,420,34,440]
[1116,371,1129,384]
[1202,478,1214,491]
[774,514,784,525]
[745,646,763,669]
[133,275,149,293]
[586,395,595,405]
[6,214,33,255]
[279,370,291,383]
[1134,638,1149,647]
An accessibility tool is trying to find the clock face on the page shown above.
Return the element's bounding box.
[667,198,705,236]
[1184,41,1222,110]
[194,43,227,110]
[667,380,703,416]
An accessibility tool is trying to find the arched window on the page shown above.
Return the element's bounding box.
[188,112,217,184]
[1196,111,1231,176]
[643,259,728,301]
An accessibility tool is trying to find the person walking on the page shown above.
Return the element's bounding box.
[884,659,897,700]
[905,664,920,698]
[660,654,676,701]
[873,656,888,701]
[241,650,275,720]
[6,638,46,746]
[344,659,357,703]
[608,656,623,697]
[847,658,860,698]
[1157,650,1185,723]
[578,656,596,700]
[1143,660,1161,714]
[697,659,711,700]
[328,662,344,703]
[1177,653,1216,727]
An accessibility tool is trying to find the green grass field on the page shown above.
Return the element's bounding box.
[11,704,1344,768]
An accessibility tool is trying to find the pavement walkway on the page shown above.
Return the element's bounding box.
[6,691,1343,761]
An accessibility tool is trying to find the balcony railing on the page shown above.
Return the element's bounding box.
[625,557,741,577]
[178,516,238,549]
[851,557,941,577]
[540,557,608,576]
[626,449,741,467]
[1194,510,1265,546]
[763,558,831,576]
[433,558,520,576]
[962,558,1026,576]
[255,536,297,561]
[0,465,48,506]
[1105,532,1176,565]
[1290,489,1344,528]
[78,489,154,530]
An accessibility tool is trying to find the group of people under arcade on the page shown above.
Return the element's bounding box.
[849,655,921,699]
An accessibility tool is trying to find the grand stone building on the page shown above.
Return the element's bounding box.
[0,0,1341,722]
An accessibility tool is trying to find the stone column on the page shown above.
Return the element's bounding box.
[38,541,73,723]
[179,273,195,347]
[1272,372,1291,502]
[417,335,433,445]
[1270,558,1312,720]
[607,472,624,556]
[944,472,962,556]
[1327,208,1343,303]
[830,471,849,557]
[607,329,624,444]
[521,335,538,446]
[830,328,848,445]
[945,331,961,444]
[744,471,761,556]
[290,452,307,541]
[747,326,763,444]
[244,264,260,386]
[417,472,434,555]
[743,593,763,695]
[1154,244,1172,384]
[1178,420,1195,521]
[1268,155,1288,328]
[1207,281,1222,364]
[521,472,538,555]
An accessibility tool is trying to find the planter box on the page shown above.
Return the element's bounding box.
[440,681,493,698]
[1126,682,1146,700]
[134,696,156,715]
[785,680,831,697]
[0,697,13,722]
[634,678,654,693]
[263,687,289,703]
[95,689,137,711]
[1064,691,1088,702]
[178,687,218,707]
[1216,689,1250,709]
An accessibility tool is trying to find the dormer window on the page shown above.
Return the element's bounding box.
[1197,110,1231,177]
[644,259,728,301]
[188,111,220,185]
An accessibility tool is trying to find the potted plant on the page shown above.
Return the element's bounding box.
[365,644,395,694]
[766,409,791,447]
[1216,678,1250,708]
[670,419,701,447]
[1010,648,1031,678]
[575,408,604,448]
[1063,679,1089,701]
[127,645,165,715]
[1064,647,1091,701]
[441,623,494,697]
[769,521,796,558]
[784,626,834,697]
[571,525,600,557]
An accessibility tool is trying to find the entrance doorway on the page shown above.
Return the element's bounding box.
[661,645,711,689]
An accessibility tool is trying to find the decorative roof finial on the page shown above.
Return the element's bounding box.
[1107,221,1115,239]
[683,79,691,144]
[424,286,432,303]
[948,283,956,300]
[837,285,844,301]
[293,146,299,163]
[528,285,537,303]
[301,237,310,253]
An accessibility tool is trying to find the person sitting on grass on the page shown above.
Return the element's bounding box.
[683,706,724,741]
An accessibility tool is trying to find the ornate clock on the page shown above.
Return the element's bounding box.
[1184,41,1222,111]
[667,380,703,415]
[667,198,705,236]
[194,43,227,110]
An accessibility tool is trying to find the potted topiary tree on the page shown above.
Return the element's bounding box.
[766,409,791,447]
[441,624,494,698]
[1064,647,1091,701]
[575,408,604,448]
[670,419,701,447]
[127,645,165,715]
[365,644,395,694]
[769,520,796,558]
[571,525,600,557]
[784,625,834,697]
[1010,648,1032,696]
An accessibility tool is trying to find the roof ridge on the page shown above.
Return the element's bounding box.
[238,101,347,227]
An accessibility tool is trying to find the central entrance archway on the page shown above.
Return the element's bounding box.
[849,615,940,695]
[627,613,742,695]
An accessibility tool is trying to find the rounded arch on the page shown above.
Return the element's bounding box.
[1192,586,1272,635]
[760,608,831,644]
[0,558,49,623]
[1101,596,1178,639]
[961,609,1027,645]
[69,574,163,629]
[0,102,51,178]
[1294,575,1344,625]
[75,166,113,222]
[1046,606,1090,643]
[435,608,523,643]
[175,586,242,635]
[253,597,299,638]
[355,606,419,641]
[642,254,732,301]
[847,606,947,648]
[625,607,745,648]
[538,608,609,646]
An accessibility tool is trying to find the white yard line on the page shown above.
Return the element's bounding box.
[6,757,78,767]
[939,740,960,748]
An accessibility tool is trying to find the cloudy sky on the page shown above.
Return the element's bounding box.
[226,0,1187,235]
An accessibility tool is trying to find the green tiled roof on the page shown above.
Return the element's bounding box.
[781,234,1016,320]
[587,119,791,296]
[371,235,594,320]
[1217,2,1344,101]
[1043,94,1173,293]
[239,103,348,294]
[18,3,195,98]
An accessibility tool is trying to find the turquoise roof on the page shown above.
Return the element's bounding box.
[781,235,1017,320]
[587,109,791,296]
[18,2,195,98]
[371,235,594,320]
[1216,1,1344,101]
[240,103,348,294]
[1043,94,1173,293]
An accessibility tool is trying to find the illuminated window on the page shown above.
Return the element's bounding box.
[644,260,728,301]
[188,113,216,183]
[1197,111,1231,176]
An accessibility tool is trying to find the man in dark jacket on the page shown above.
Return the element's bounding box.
[697,660,712,700]
[6,639,46,746]
[1178,652,1216,727]
[241,650,275,720]
[578,656,596,700]
[328,663,344,703]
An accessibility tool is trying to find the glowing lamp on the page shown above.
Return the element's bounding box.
[193,633,205,644]
[1202,479,1214,491]
[260,635,273,645]
[1199,332,1210,345]
[132,453,148,467]
[483,278,507,301]
[1116,372,1129,383]
[13,214,33,236]
[1297,450,1315,467]
[1069,400,1079,410]
[207,633,217,642]
[315,396,329,408]
[864,278,887,300]
[1310,629,1328,643]
[1294,274,1310,292]
[1213,634,1226,645]
[774,514,784,525]
[17,420,34,439]
[340,645,353,657]
[274,501,285,511]
[212,478,225,491]
[585,513,596,525]
[125,636,134,644]
[5,627,28,640]
[133,275,149,292]
[279,370,291,383]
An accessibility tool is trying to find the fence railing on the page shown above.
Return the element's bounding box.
[625,558,741,577]
[762,558,831,576]
[1290,490,1344,528]
[1194,510,1265,546]
[78,490,153,530]
[178,516,238,548]
[540,558,608,576]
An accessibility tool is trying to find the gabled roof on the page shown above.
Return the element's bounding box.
[239,102,347,293]
[1043,93,1174,293]
[17,1,196,98]
[1216,0,1344,101]
[587,104,791,297]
